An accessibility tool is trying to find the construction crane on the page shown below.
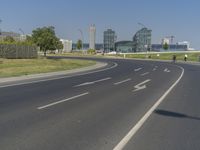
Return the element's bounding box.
[138,22,146,28]
[166,36,175,44]
[19,28,25,35]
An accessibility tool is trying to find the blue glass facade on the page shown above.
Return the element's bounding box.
[115,41,134,53]
[133,28,152,52]
[104,29,117,53]
[152,44,188,51]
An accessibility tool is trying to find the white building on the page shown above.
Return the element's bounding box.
[60,39,72,53]
[177,41,190,50]
[161,38,170,45]
[89,24,96,50]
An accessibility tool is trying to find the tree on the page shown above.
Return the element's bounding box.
[55,38,63,53]
[3,36,15,43]
[25,35,33,44]
[163,42,169,50]
[76,39,82,50]
[31,26,61,56]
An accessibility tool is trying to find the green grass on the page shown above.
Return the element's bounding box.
[118,52,200,62]
[0,58,96,78]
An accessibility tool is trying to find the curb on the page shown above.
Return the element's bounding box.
[0,62,107,84]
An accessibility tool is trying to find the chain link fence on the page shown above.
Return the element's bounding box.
[0,44,38,58]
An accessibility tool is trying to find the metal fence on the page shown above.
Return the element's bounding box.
[0,44,38,58]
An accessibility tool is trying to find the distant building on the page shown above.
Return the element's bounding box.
[115,41,134,53]
[162,38,170,45]
[0,31,21,41]
[133,28,152,52]
[60,39,72,52]
[103,29,117,53]
[177,41,190,50]
[72,43,103,50]
[89,24,96,49]
[152,44,188,51]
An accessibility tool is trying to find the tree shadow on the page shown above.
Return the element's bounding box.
[154,109,200,121]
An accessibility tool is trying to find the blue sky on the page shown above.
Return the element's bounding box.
[0,0,200,49]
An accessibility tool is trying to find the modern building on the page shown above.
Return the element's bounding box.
[152,43,188,51]
[133,27,152,52]
[60,39,72,53]
[72,43,103,50]
[103,29,117,53]
[89,24,96,50]
[115,41,134,53]
[162,38,170,45]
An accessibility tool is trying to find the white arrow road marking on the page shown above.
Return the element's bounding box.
[140,72,149,76]
[134,68,143,72]
[114,78,132,85]
[37,92,89,110]
[133,79,151,92]
[153,66,158,71]
[164,68,171,73]
[74,77,111,87]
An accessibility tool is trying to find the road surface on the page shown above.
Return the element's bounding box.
[0,57,200,150]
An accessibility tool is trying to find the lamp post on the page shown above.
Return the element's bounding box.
[78,29,84,50]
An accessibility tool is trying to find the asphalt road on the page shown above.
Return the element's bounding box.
[0,57,200,150]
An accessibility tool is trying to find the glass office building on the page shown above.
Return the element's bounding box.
[133,28,152,52]
[115,41,134,53]
[103,29,117,53]
[152,44,188,51]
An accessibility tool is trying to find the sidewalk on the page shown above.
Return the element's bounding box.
[0,62,107,84]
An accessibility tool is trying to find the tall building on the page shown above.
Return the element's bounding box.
[133,28,152,52]
[103,29,117,53]
[89,24,96,50]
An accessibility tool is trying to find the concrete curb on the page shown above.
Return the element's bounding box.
[0,62,107,84]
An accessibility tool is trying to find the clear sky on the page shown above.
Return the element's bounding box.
[0,0,200,49]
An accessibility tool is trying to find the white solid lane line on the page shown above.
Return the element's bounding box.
[114,78,132,85]
[140,72,149,76]
[74,77,111,87]
[134,68,142,72]
[113,66,184,150]
[37,92,89,110]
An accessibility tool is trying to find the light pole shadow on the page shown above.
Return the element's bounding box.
[154,109,200,121]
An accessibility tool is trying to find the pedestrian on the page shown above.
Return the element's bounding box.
[172,55,176,63]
